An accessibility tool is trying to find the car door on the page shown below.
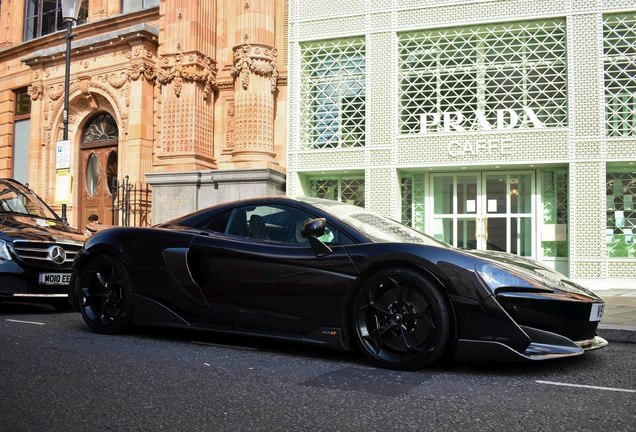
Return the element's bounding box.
[188,204,359,336]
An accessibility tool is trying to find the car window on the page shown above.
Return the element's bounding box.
[0,183,57,219]
[225,204,342,245]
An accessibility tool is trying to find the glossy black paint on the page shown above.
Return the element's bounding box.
[0,178,85,302]
[70,195,607,364]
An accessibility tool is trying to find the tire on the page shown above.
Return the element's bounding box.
[78,254,133,334]
[352,268,451,370]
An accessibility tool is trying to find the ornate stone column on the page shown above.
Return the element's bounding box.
[155,1,218,171]
[230,0,279,166]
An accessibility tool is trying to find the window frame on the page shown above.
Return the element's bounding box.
[224,204,344,245]
[300,37,366,150]
[23,0,88,42]
[603,12,636,138]
[13,89,31,185]
[121,0,160,14]
[398,19,568,134]
[606,167,636,257]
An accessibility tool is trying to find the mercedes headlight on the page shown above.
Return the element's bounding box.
[0,239,13,261]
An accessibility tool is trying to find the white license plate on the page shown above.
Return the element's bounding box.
[589,303,605,322]
[38,273,71,285]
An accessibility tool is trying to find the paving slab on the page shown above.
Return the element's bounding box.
[596,289,636,343]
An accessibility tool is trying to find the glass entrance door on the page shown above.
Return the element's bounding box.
[484,172,534,255]
[430,171,535,256]
[431,174,480,249]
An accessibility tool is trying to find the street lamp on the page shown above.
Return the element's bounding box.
[61,0,81,141]
[60,0,81,222]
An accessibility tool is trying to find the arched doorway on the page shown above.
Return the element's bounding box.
[80,113,118,227]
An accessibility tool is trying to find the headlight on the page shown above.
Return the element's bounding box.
[0,239,13,261]
[476,263,549,292]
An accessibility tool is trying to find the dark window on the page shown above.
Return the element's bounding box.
[24,0,88,41]
[15,89,31,116]
[225,205,342,245]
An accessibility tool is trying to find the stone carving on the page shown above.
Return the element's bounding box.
[105,63,157,88]
[48,84,64,101]
[42,78,128,159]
[157,52,217,99]
[27,83,44,101]
[226,101,235,150]
[107,71,129,89]
[129,63,158,82]
[79,76,99,110]
[232,45,253,90]
[44,99,51,121]
[231,44,278,93]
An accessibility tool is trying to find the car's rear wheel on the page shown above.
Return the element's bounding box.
[352,268,451,370]
[78,254,132,334]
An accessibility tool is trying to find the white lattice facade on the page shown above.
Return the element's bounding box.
[287,0,636,291]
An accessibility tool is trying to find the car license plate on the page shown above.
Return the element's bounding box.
[38,273,71,285]
[589,303,605,322]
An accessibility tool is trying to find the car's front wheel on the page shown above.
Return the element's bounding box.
[352,268,451,370]
[78,254,133,334]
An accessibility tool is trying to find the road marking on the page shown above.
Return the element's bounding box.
[5,319,46,325]
[536,380,636,393]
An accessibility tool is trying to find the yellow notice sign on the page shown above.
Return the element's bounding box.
[54,169,72,204]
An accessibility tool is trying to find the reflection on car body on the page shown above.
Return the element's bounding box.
[69,196,607,370]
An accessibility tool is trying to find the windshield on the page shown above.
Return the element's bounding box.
[299,197,449,247]
[0,181,59,220]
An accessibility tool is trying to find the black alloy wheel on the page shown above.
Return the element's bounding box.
[353,268,451,370]
[79,254,133,334]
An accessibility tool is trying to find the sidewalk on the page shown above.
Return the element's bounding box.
[597,289,636,344]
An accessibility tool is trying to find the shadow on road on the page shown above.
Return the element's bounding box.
[1,299,611,377]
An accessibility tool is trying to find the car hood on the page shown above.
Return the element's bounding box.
[463,248,603,301]
[0,214,86,244]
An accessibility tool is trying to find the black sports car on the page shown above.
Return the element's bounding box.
[69,196,607,370]
[0,178,85,307]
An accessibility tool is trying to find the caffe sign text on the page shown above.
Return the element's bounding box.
[446,138,512,157]
[418,108,544,158]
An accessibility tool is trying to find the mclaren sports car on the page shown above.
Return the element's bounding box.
[69,196,607,370]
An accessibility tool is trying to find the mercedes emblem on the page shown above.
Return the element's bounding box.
[47,246,67,264]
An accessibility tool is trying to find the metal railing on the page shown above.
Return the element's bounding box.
[109,176,152,227]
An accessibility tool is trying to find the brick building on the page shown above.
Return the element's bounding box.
[0,0,288,228]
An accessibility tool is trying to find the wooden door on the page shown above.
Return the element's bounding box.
[80,146,118,227]
[79,113,119,228]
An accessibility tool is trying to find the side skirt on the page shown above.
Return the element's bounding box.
[132,293,351,351]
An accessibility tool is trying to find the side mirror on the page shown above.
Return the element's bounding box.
[301,218,332,257]
[301,218,326,238]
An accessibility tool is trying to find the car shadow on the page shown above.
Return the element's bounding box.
[3,302,605,375]
[131,324,367,366]
[124,325,604,375]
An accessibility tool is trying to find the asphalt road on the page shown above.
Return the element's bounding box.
[1,302,635,432]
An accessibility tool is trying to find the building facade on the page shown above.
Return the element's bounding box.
[287,0,636,290]
[0,0,288,227]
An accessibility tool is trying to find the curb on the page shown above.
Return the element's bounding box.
[597,324,636,344]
